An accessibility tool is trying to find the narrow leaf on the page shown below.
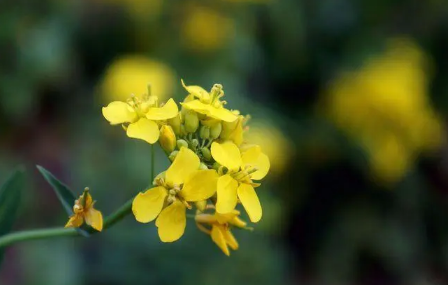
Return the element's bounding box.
[0,167,25,265]
[36,165,89,237]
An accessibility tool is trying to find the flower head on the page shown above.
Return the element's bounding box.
[102,92,178,144]
[181,80,238,122]
[132,147,218,242]
[195,209,247,256]
[211,141,270,222]
[65,188,103,232]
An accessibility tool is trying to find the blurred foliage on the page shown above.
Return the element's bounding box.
[1,0,448,284]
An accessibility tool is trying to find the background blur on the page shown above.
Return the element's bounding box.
[1,0,448,284]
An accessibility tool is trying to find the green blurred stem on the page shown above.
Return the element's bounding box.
[103,198,133,229]
[0,228,78,248]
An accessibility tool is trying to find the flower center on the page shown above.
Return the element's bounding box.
[230,165,258,183]
[127,94,158,117]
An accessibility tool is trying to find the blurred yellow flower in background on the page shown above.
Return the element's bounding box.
[244,120,294,176]
[321,38,443,184]
[99,55,176,104]
[181,5,235,53]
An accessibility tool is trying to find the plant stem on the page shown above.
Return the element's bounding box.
[0,228,78,248]
[103,198,133,229]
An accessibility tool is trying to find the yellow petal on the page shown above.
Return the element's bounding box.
[208,106,238,122]
[145,98,179,121]
[85,208,103,232]
[216,210,240,224]
[126,118,160,144]
[242,146,270,180]
[211,142,242,170]
[65,214,84,228]
[102,101,138,125]
[180,170,218,202]
[155,200,186,242]
[181,79,210,101]
[216,174,238,214]
[182,100,237,122]
[237,183,262,223]
[211,225,230,256]
[132,186,167,223]
[84,192,93,209]
[166,147,200,186]
[223,228,238,250]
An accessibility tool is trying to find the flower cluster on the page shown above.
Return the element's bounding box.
[102,80,270,255]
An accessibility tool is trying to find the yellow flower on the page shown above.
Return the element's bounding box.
[102,94,178,144]
[321,38,443,183]
[181,80,238,122]
[220,113,245,146]
[99,56,176,104]
[65,188,103,232]
[132,147,219,242]
[211,142,270,222]
[181,6,235,52]
[244,120,294,175]
[195,209,247,256]
[159,125,177,153]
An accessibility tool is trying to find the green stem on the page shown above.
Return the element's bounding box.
[103,198,133,229]
[0,228,78,248]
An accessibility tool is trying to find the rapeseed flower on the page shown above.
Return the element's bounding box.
[211,141,270,222]
[181,80,238,122]
[65,188,103,232]
[132,147,218,242]
[102,94,178,144]
[195,209,247,256]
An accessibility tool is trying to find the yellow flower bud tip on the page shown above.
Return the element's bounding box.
[159,125,177,153]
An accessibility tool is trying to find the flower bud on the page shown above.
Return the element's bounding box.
[210,122,222,139]
[177,139,189,150]
[159,125,176,153]
[199,162,209,170]
[184,111,199,133]
[169,151,179,162]
[191,139,199,149]
[195,200,207,212]
[168,115,181,135]
[199,126,210,140]
[201,147,212,161]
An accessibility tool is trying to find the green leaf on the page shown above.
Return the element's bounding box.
[0,167,25,265]
[36,165,89,237]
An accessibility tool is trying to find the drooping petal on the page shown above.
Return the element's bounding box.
[126,118,160,144]
[211,142,242,170]
[166,147,200,186]
[180,170,218,202]
[181,79,210,101]
[216,174,238,214]
[132,186,167,223]
[145,98,179,121]
[223,228,239,250]
[211,225,230,256]
[241,146,270,180]
[85,208,104,232]
[216,210,240,224]
[182,100,237,122]
[207,107,238,122]
[237,183,262,223]
[155,200,187,242]
[102,101,138,125]
[65,214,84,228]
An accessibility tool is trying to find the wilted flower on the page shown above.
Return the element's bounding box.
[65,188,103,232]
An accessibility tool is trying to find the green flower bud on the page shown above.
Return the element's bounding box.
[210,122,222,139]
[159,125,176,153]
[201,147,212,161]
[199,126,210,140]
[184,111,199,133]
[169,151,179,162]
[199,162,209,170]
[191,139,199,149]
[177,139,189,150]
